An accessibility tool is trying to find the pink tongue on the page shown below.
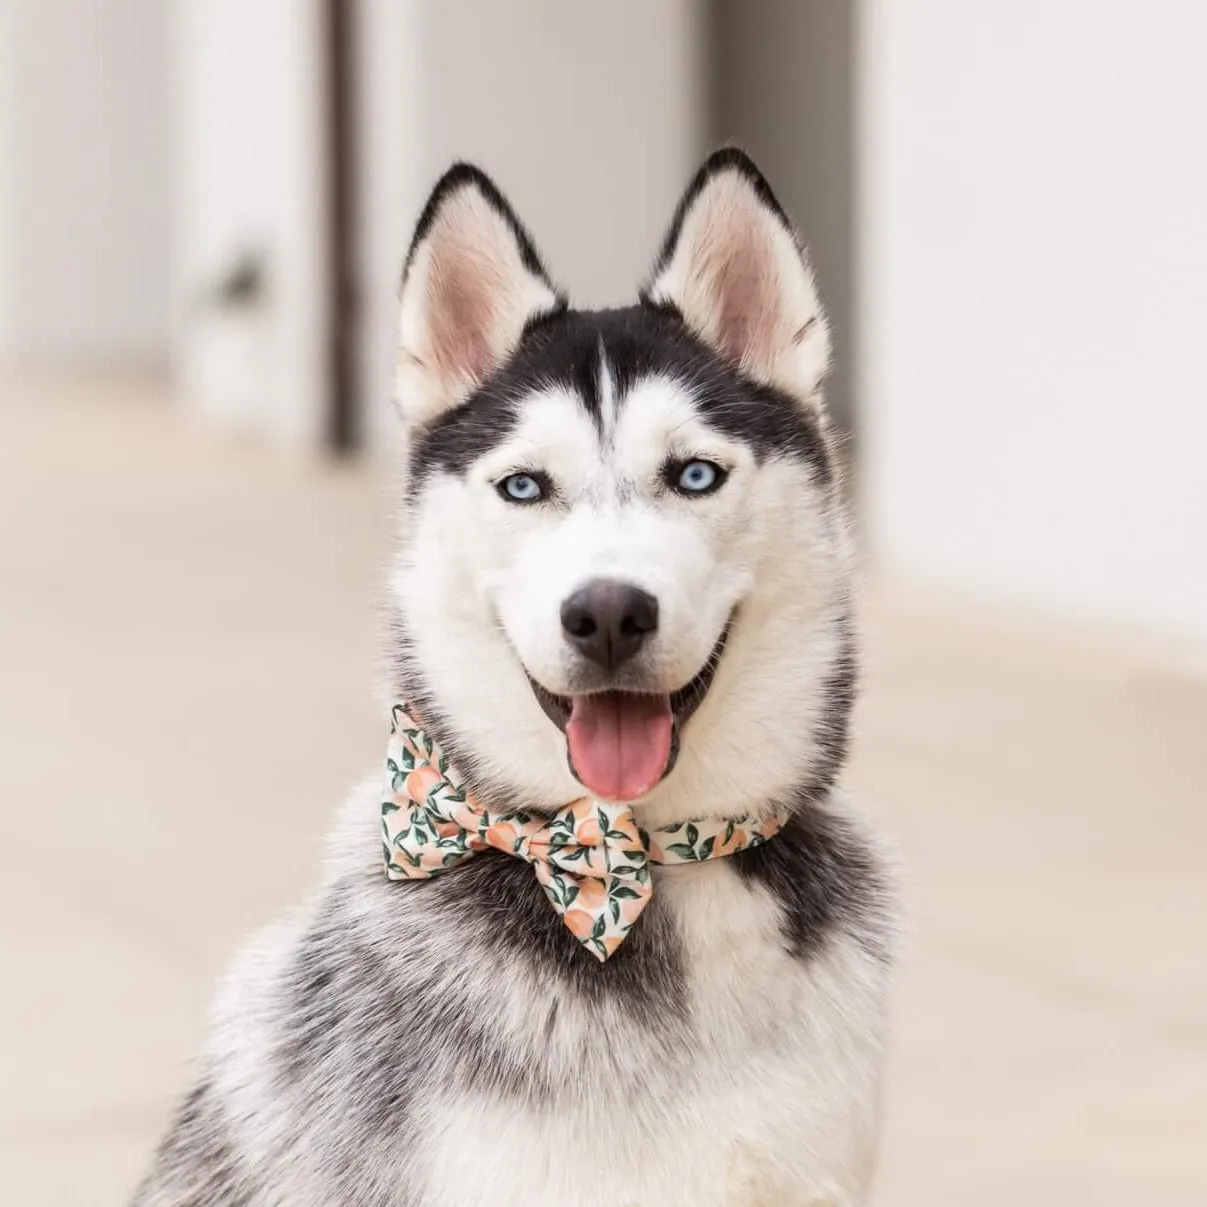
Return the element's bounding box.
[566,693,674,801]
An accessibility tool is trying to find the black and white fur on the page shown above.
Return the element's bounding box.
[134,150,897,1207]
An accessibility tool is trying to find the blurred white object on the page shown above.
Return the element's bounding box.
[171,0,328,450]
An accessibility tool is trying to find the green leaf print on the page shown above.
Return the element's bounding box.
[685,823,699,847]
[591,915,607,940]
[665,843,696,859]
[698,835,716,859]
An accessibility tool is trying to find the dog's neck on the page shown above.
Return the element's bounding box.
[395,681,830,834]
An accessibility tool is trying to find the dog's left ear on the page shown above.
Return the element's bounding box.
[643,149,831,407]
[396,164,565,428]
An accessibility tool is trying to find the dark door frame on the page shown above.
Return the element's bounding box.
[324,0,358,453]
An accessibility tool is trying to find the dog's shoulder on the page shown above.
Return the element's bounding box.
[731,789,899,968]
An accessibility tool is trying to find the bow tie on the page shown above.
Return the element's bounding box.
[381,703,786,960]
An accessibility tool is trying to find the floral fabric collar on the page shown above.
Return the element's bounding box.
[381,703,785,960]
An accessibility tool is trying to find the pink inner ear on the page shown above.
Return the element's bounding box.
[716,251,765,367]
[425,239,495,388]
[694,191,780,372]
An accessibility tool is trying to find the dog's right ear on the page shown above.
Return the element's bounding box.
[396,165,564,428]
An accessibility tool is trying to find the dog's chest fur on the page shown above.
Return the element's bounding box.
[418,861,889,1207]
[152,783,893,1207]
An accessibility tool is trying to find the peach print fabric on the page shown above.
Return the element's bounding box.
[382,703,785,960]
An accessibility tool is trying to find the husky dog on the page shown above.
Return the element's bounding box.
[134,150,896,1207]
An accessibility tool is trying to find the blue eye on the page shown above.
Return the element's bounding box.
[498,472,545,503]
[675,459,726,496]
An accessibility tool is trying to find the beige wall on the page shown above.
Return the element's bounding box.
[0,0,14,354]
[421,0,706,307]
[358,0,708,454]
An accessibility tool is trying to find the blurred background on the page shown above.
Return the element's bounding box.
[1,2,1205,1204]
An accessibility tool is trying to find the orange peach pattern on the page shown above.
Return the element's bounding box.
[382,703,786,961]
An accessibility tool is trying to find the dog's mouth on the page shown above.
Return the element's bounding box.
[527,621,732,802]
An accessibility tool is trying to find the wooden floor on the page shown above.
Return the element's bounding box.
[2,374,1205,1205]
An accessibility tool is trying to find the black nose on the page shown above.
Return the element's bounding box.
[560,579,659,672]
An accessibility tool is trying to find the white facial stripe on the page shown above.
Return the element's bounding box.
[596,340,617,444]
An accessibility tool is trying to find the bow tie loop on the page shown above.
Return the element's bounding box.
[528,798,648,875]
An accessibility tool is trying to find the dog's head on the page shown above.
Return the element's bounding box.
[391,151,854,824]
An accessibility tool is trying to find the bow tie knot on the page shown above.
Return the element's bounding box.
[382,703,783,960]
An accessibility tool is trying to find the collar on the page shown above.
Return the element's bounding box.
[382,702,786,960]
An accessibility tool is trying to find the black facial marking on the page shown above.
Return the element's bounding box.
[407,385,525,495]
[602,305,833,481]
[407,309,601,496]
[408,303,834,496]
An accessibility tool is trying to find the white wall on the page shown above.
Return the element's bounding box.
[1,0,171,365]
[859,0,1207,650]
[356,0,425,457]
